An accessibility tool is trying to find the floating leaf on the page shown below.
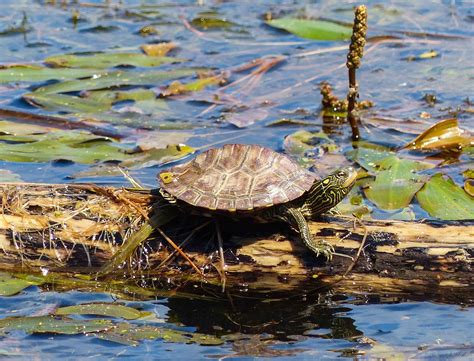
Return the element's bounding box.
[0,169,22,183]
[417,173,474,220]
[82,88,157,103]
[403,50,439,61]
[55,303,151,320]
[160,75,224,97]
[35,68,201,94]
[403,118,473,152]
[364,156,434,210]
[266,18,352,41]
[0,315,112,335]
[225,108,268,128]
[80,25,119,33]
[464,179,474,197]
[0,273,42,296]
[347,144,393,172]
[121,144,195,168]
[0,120,58,136]
[134,130,191,151]
[97,322,224,346]
[266,118,315,127]
[23,92,111,113]
[463,169,474,179]
[0,131,129,163]
[0,65,103,83]
[141,42,177,56]
[191,12,236,30]
[283,130,335,165]
[45,53,185,69]
[123,99,169,116]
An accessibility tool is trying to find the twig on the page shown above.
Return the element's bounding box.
[156,227,205,278]
[157,221,211,269]
[343,218,368,277]
[215,221,227,291]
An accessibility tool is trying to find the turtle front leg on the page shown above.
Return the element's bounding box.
[282,207,334,261]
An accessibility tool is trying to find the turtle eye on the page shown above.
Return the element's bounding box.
[337,170,346,177]
[160,172,174,184]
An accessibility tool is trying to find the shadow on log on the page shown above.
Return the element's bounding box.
[0,183,472,304]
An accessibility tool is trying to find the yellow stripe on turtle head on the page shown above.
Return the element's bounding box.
[160,172,174,184]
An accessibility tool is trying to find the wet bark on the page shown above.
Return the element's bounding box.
[0,183,472,303]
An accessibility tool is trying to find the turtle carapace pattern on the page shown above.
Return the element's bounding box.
[159,144,357,260]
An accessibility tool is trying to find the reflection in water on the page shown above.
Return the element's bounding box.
[165,286,362,341]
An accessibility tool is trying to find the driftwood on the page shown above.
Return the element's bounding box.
[0,183,472,304]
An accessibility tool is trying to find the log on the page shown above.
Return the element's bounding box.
[0,183,472,304]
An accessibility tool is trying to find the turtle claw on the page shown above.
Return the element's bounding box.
[313,241,335,261]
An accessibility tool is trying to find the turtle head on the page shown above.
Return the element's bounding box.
[305,166,357,216]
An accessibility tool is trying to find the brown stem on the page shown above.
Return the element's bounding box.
[346,5,368,142]
[347,68,360,140]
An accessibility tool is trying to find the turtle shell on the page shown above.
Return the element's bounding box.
[158,144,317,211]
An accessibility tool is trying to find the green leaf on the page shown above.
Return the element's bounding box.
[266,18,352,41]
[0,273,42,296]
[0,65,103,83]
[0,169,22,183]
[417,173,474,220]
[23,92,111,113]
[45,53,185,68]
[0,315,112,335]
[121,143,195,168]
[283,130,335,166]
[364,156,433,210]
[84,88,157,103]
[0,131,129,163]
[55,303,152,320]
[97,323,224,346]
[190,11,237,30]
[34,68,201,94]
[346,145,392,172]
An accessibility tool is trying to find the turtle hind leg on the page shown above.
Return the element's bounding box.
[283,207,334,261]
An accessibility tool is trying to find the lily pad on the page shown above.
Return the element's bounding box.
[55,303,152,320]
[23,92,111,113]
[191,11,236,30]
[81,88,158,104]
[45,53,185,69]
[0,131,129,163]
[121,143,195,168]
[0,65,103,83]
[417,173,474,220]
[97,322,224,346]
[0,169,22,183]
[0,273,42,296]
[364,156,434,210]
[347,145,393,172]
[34,68,201,94]
[283,130,336,165]
[160,75,225,97]
[266,18,352,41]
[0,315,112,335]
[141,42,177,56]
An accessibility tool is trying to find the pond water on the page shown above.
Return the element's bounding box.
[0,0,473,359]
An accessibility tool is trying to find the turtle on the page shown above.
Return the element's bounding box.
[158,144,357,259]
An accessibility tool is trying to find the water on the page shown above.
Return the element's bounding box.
[0,0,473,359]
